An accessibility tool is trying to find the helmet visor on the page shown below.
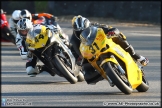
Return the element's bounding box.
[13,19,19,24]
[23,17,30,20]
[73,20,84,31]
[18,29,29,36]
[80,26,97,45]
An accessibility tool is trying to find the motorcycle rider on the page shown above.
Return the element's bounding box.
[19,9,69,45]
[13,9,69,77]
[9,9,68,41]
[8,10,21,38]
[8,9,32,39]
[31,12,57,25]
[31,12,69,41]
[70,15,149,84]
[16,18,68,77]
[19,9,68,40]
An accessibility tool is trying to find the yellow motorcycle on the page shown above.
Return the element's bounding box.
[79,26,149,94]
[26,26,84,84]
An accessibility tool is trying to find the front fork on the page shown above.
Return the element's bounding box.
[100,55,126,87]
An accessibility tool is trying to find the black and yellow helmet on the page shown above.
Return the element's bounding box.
[72,15,91,31]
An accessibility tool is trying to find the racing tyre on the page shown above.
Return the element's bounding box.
[136,76,149,92]
[102,61,133,94]
[53,55,78,84]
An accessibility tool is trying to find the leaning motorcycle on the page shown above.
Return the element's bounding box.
[26,28,84,84]
[1,9,15,44]
[79,26,149,94]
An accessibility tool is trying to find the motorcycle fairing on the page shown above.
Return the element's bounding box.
[80,27,142,89]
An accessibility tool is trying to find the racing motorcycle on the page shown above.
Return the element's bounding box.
[1,9,15,44]
[26,27,84,84]
[79,26,149,94]
[33,16,46,25]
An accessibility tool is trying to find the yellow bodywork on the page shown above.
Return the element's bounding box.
[26,26,49,49]
[80,28,142,89]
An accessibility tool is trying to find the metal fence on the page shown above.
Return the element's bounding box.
[1,1,161,24]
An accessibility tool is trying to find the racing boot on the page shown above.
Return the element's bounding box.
[111,33,149,66]
[125,44,149,66]
[137,55,149,66]
[26,66,41,77]
[36,65,55,76]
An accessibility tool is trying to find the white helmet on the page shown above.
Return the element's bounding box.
[19,9,32,21]
[17,18,33,37]
[12,10,21,23]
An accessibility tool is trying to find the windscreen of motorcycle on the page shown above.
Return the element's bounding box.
[80,26,97,45]
[26,25,48,49]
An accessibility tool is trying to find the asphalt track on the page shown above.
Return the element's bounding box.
[1,22,161,107]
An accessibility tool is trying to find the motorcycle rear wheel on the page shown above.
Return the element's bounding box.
[102,61,133,94]
[53,55,78,84]
[136,76,149,92]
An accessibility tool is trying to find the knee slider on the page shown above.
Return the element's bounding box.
[119,32,126,40]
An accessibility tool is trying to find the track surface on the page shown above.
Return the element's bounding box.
[1,22,161,107]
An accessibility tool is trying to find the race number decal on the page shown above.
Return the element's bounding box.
[89,42,100,54]
[34,34,44,43]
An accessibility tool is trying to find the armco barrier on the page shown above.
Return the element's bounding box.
[2,1,161,24]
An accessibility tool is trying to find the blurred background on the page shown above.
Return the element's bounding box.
[1,1,161,24]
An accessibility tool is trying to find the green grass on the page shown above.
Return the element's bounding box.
[35,1,48,13]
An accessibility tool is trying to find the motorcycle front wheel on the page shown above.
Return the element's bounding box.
[53,55,78,84]
[102,61,133,94]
